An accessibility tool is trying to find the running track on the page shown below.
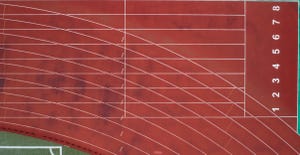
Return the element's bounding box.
[0,0,299,154]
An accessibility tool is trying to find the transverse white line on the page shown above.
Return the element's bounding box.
[1,72,245,75]
[243,0,247,117]
[1,13,245,16]
[0,43,246,46]
[0,116,296,119]
[0,102,245,104]
[123,0,127,118]
[2,87,245,90]
[1,28,245,31]
[0,58,245,61]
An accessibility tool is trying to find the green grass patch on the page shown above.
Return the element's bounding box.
[0,132,88,155]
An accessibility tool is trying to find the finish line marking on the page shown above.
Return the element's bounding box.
[244,0,247,117]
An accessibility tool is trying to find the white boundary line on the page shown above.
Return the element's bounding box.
[0,101,245,104]
[0,146,62,155]
[1,87,245,90]
[124,0,127,118]
[296,0,300,135]
[0,43,246,46]
[0,72,245,75]
[243,0,247,117]
[49,148,54,155]
[0,0,296,1]
[0,13,245,16]
[0,72,244,75]
[0,116,296,119]
[0,146,62,149]
[1,28,245,31]
[0,58,245,60]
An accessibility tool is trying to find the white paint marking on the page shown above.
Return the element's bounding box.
[153,150,163,154]
[123,0,127,118]
[243,0,247,117]
[119,146,124,152]
[1,13,245,16]
[0,43,246,46]
[1,28,245,31]
[49,148,55,155]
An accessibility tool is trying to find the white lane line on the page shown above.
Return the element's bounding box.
[243,0,247,117]
[0,102,245,104]
[0,43,246,46]
[1,28,245,31]
[0,146,61,149]
[0,116,296,119]
[1,13,245,16]
[2,87,245,90]
[153,150,163,154]
[0,72,245,75]
[49,148,55,155]
[123,0,127,117]
[0,58,245,60]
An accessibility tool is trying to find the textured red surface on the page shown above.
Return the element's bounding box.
[0,1,299,154]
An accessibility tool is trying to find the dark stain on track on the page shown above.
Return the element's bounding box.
[0,78,5,92]
[100,84,117,118]
[73,75,87,101]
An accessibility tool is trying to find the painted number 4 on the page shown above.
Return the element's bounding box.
[272,108,280,112]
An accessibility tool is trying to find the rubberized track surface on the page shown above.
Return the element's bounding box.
[0,1,299,154]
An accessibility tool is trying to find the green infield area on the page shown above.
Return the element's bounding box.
[0,132,87,155]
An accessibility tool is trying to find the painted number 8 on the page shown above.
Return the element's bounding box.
[272,6,280,11]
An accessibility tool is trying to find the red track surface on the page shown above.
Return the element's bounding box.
[0,1,299,154]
